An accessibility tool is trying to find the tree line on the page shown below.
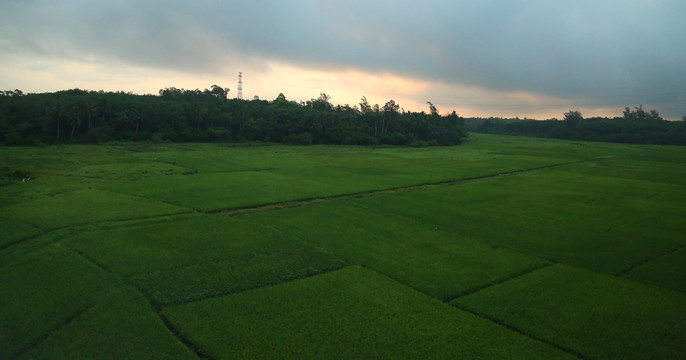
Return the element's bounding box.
[0,87,467,146]
[466,106,686,145]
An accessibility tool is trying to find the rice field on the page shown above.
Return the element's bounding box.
[1,134,684,359]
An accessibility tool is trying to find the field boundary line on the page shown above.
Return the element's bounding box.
[128,247,343,280]
[123,219,350,307]
[451,303,590,360]
[443,262,552,302]
[0,229,46,253]
[0,217,46,254]
[73,245,345,358]
[614,243,685,277]
[350,263,589,359]
[159,265,351,307]
[214,160,591,217]
[71,248,213,360]
[0,213,198,264]
[0,229,80,269]
[76,212,201,233]
[158,313,214,360]
[8,285,123,360]
[248,222,413,299]
[97,187,203,213]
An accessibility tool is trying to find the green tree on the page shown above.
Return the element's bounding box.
[67,105,82,140]
[563,110,583,127]
[359,96,372,114]
[381,100,400,137]
[0,87,472,146]
[623,105,662,121]
[274,93,287,102]
[210,85,229,100]
[427,101,438,116]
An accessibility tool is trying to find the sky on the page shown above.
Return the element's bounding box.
[1,0,685,119]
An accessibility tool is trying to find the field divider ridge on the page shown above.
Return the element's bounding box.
[97,187,204,213]
[70,248,212,360]
[442,262,553,303]
[341,263,589,359]
[0,227,46,253]
[156,265,352,308]
[158,313,214,360]
[212,160,591,217]
[8,285,124,360]
[0,213,199,264]
[614,243,685,277]
[450,302,591,360]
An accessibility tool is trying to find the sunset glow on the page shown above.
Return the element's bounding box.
[1,1,684,119]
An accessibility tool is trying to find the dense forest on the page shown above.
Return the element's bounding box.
[466,107,686,145]
[4,87,683,147]
[0,88,466,146]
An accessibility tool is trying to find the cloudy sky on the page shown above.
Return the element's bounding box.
[1,1,685,119]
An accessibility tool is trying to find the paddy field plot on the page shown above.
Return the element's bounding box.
[163,266,576,360]
[1,134,685,359]
[16,286,196,360]
[452,264,686,360]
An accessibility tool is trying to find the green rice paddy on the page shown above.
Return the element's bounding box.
[1,134,684,359]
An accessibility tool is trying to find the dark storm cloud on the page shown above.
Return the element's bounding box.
[1,0,685,117]
[0,1,232,70]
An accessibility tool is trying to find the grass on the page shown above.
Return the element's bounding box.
[163,266,577,359]
[452,264,686,360]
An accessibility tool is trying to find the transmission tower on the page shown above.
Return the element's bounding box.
[237,72,243,99]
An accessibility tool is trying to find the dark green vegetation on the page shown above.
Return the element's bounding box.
[1,134,685,359]
[466,106,686,145]
[453,265,686,360]
[0,89,465,146]
[164,266,576,360]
